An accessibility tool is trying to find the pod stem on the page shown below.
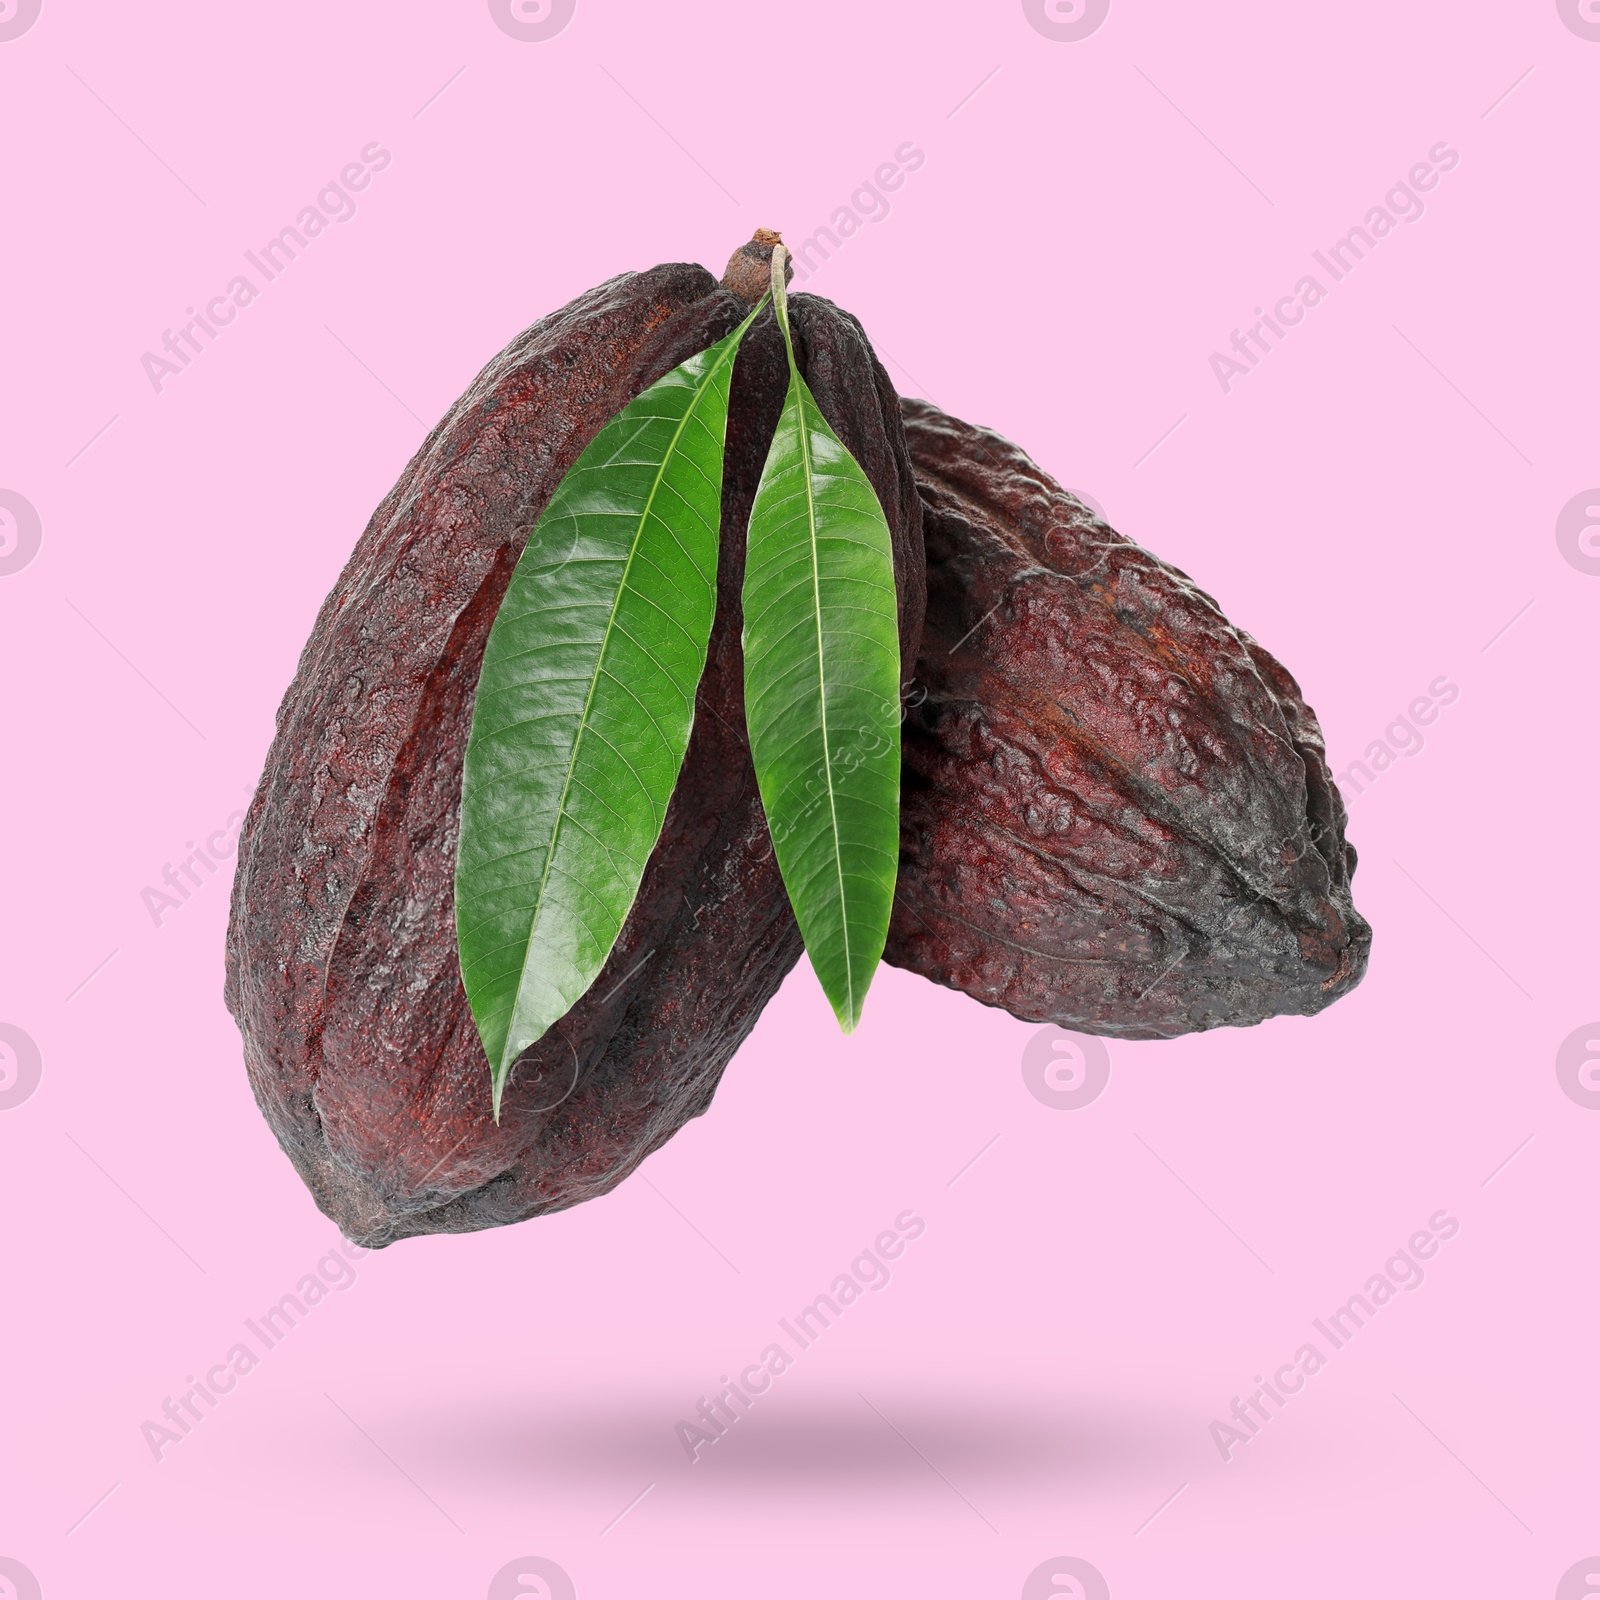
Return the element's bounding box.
[720,229,792,306]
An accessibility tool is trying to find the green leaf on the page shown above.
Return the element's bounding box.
[456,304,764,1116]
[742,248,902,1032]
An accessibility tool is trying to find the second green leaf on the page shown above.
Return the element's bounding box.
[742,248,903,1033]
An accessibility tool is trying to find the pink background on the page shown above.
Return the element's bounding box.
[2,2,1596,1596]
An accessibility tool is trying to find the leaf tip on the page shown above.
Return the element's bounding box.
[491,1034,527,1124]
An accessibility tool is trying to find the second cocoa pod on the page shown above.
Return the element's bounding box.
[885,398,1370,1037]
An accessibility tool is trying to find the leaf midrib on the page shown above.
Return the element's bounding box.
[502,345,732,1071]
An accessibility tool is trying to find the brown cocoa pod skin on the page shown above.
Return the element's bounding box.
[885,398,1369,1039]
[225,259,923,1246]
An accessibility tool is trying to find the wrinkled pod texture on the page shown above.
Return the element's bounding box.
[225,249,924,1245]
[885,397,1370,1038]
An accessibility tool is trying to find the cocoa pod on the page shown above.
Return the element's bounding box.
[225,242,923,1245]
[885,398,1369,1037]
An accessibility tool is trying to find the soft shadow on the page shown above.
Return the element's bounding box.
[376,1390,1189,1494]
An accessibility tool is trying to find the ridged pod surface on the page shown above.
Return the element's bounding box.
[885,397,1369,1037]
[225,245,923,1245]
